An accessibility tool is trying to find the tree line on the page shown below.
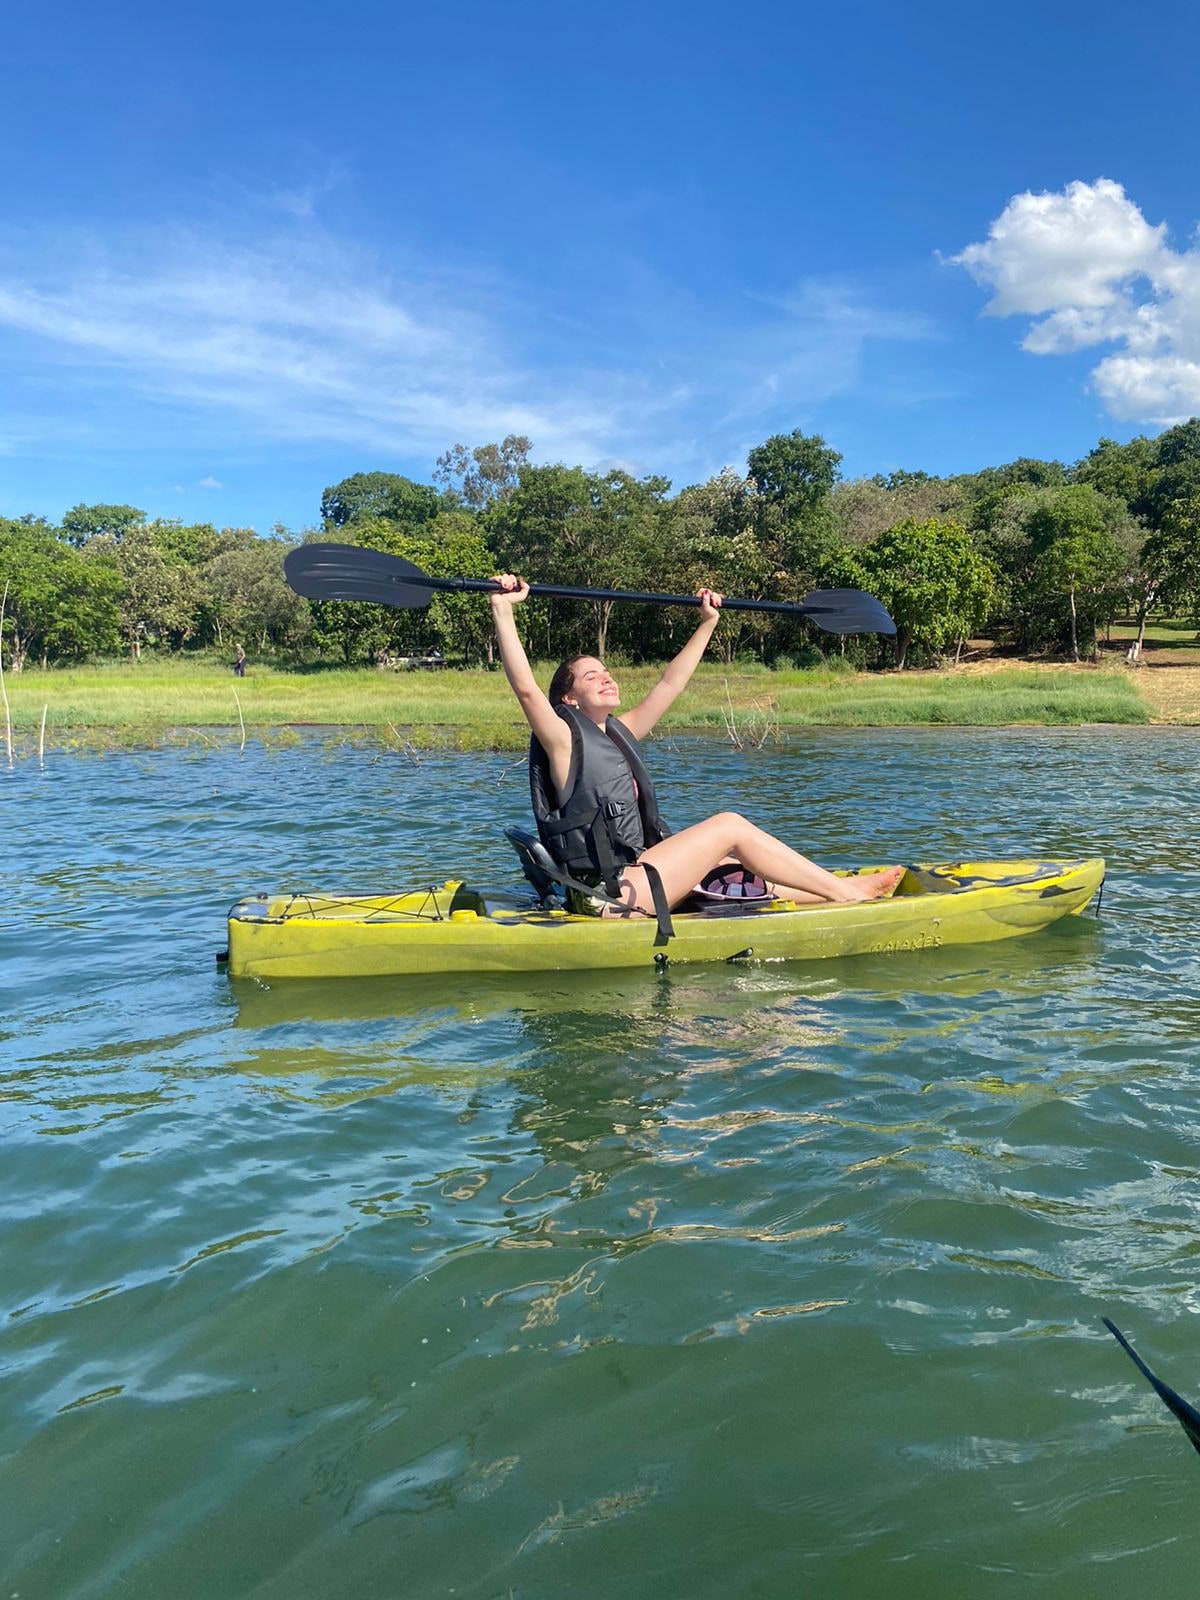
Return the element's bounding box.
[4,422,1200,672]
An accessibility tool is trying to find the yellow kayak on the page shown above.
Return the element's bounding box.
[225,857,1104,981]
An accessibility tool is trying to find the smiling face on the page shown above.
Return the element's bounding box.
[559,656,620,720]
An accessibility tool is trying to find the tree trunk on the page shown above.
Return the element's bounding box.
[1068,583,1079,662]
[595,600,614,658]
[1128,608,1148,664]
[894,629,909,670]
[954,637,964,665]
[1128,586,1157,665]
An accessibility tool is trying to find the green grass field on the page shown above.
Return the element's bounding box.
[0,655,1151,752]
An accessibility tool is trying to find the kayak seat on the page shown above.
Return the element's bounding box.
[503,826,573,908]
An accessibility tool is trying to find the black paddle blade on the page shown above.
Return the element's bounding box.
[284,543,432,609]
[798,588,896,637]
[1104,1317,1200,1455]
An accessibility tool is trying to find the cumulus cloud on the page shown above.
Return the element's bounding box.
[197,476,223,489]
[0,217,931,483]
[952,178,1200,423]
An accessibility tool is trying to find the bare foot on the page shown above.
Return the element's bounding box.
[839,865,905,903]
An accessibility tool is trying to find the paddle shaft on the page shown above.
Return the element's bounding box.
[282,545,897,633]
[394,572,836,619]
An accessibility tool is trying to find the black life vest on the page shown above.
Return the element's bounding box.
[529,707,669,895]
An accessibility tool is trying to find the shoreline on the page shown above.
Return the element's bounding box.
[3,656,1196,754]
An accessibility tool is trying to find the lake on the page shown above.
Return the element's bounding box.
[4,728,1200,1598]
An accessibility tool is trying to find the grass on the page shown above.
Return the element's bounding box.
[0,654,1152,753]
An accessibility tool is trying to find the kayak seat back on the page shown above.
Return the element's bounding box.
[504,826,569,908]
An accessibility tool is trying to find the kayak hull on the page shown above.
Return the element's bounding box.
[225,858,1105,981]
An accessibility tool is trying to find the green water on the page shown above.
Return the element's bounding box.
[4,730,1199,1597]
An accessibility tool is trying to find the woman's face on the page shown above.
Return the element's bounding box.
[562,657,620,716]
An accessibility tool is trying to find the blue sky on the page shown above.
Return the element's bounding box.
[4,0,1199,532]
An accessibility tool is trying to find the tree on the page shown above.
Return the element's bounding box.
[660,472,777,662]
[383,511,497,662]
[1024,486,1135,656]
[320,471,446,530]
[85,527,202,659]
[831,476,971,550]
[490,465,671,658]
[1134,495,1200,658]
[1074,435,1156,512]
[871,469,931,491]
[302,513,496,664]
[0,519,121,668]
[1032,528,1127,661]
[982,484,1138,654]
[433,436,531,509]
[1144,419,1200,525]
[204,537,311,653]
[151,519,255,570]
[60,503,145,547]
[822,518,997,669]
[747,430,841,522]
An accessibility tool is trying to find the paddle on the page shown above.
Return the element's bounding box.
[1103,1318,1200,1456]
[284,543,897,636]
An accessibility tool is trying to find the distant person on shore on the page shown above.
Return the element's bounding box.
[233,645,246,678]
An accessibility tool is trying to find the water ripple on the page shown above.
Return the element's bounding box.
[5,731,1200,1597]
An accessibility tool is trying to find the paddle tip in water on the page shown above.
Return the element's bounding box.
[1103,1316,1200,1456]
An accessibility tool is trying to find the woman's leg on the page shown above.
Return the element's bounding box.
[607,813,903,917]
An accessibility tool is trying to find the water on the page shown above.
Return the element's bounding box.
[3,729,1200,1598]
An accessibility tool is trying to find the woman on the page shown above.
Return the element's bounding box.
[491,574,904,918]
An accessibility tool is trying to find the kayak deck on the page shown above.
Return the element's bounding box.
[225,857,1105,980]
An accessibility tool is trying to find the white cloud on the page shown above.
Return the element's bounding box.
[952,178,1200,423]
[0,217,932,483]
[198,476,223,489]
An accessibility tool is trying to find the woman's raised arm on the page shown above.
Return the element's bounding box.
[618,589,722,741]
[490,576,572,760]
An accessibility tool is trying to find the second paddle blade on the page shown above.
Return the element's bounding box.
[284,543,432,609]
[799,588,897,637]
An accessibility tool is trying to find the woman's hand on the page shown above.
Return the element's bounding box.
[490,573,530,611]
[698,587,723,623]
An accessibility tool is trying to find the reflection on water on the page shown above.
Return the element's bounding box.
[3,730,1200,1598]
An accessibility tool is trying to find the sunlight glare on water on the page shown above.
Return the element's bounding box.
[3,729,1200,1598]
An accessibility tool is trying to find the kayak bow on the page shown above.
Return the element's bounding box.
[225,857,1104,981]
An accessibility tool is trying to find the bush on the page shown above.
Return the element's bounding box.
[771,643,827,670]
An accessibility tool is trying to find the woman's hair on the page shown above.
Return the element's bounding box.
[548,655,588,707]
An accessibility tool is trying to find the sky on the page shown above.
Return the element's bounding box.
[3,0,1200,533]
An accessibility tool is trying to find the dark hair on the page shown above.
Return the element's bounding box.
[548,655,588,707]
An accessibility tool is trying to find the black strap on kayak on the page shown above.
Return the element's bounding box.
[642,861,674,944]
[549,855,673,944]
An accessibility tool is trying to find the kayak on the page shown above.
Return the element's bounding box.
[224,857,1104,981]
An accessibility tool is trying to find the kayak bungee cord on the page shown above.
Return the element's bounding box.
[281,889,450,922]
